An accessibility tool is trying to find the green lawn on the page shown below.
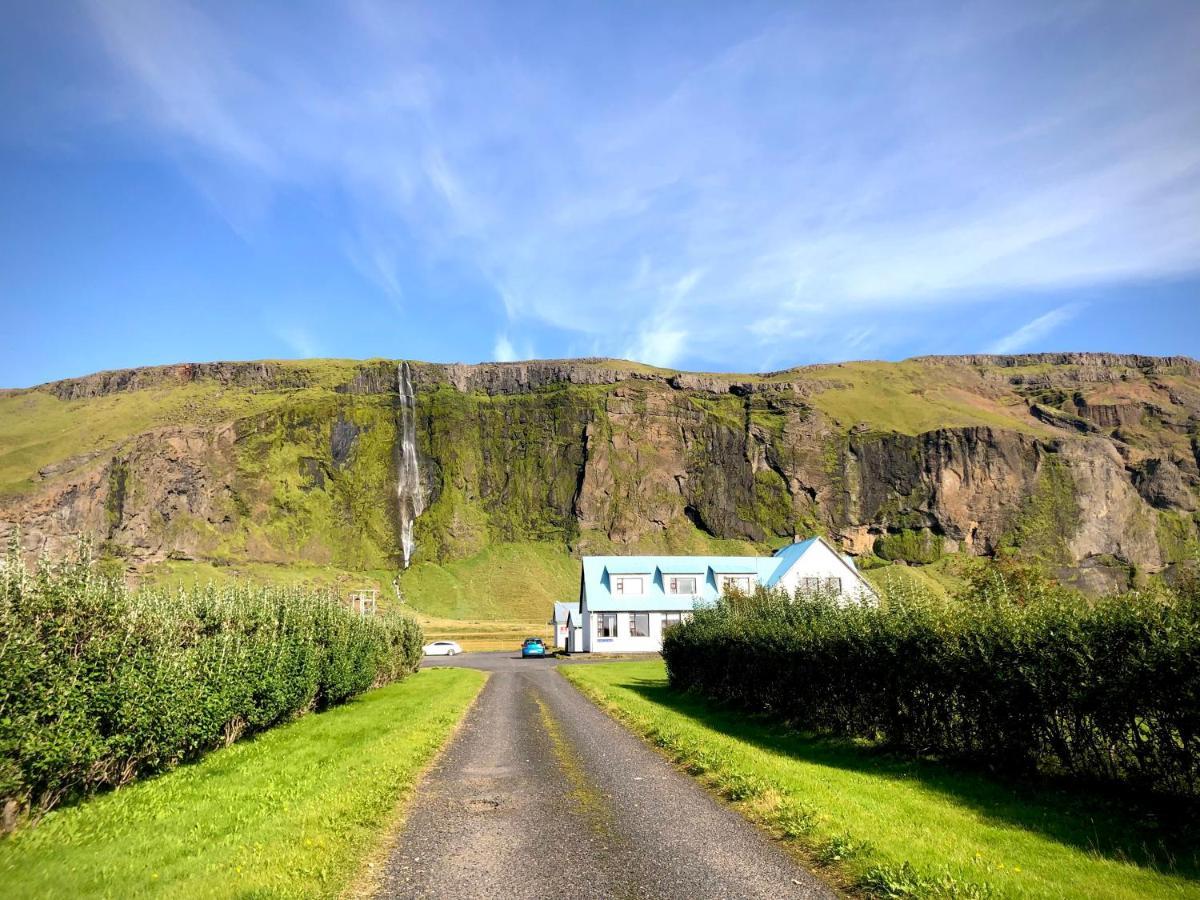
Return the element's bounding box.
[0,668,486,899]
[563,662,1200,899]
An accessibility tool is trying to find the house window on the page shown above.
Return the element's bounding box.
[629,613,650,637]
[799,577,822,593]
[614,576,644,596]
[722,575,752,593]
[667,576,698,595]
[597,613,617,638]
[824,577,842,594]
[662,612,685,632]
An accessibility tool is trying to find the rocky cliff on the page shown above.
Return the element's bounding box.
[2,354,1198,593]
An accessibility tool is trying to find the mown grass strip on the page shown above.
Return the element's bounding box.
[563,661,1200,900]
[0,668,486,899]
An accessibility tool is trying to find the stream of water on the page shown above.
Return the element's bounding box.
[396,361,425,568]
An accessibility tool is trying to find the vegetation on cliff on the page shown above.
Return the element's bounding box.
[1,354,1198,616]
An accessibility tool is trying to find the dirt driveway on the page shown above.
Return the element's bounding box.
[375,651,834,899]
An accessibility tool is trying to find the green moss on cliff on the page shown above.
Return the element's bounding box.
[416,384,594,558]
[1000,452,1081,564]
[1156,510,1200,564]
[874,529,943,565]
[744,467,794,537]
[232,395,402,570]
[104,460,128,533]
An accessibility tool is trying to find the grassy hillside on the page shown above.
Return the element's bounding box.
[794,359,1050,435]
[401,541,578,620]
[4,353,1198,619]
[0,360,374,497]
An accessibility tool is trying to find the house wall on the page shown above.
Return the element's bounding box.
[583,610,691,652]
[714,572,758,594]
[773,541,876,604]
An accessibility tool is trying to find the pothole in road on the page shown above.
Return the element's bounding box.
[465,798,501,812]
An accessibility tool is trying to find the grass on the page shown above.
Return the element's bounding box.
[862,555,980,602]
[414,613,552,651]
[795,360,1048,436]
[0,364,373,497]
[563,661,1200,899]
[142,558,557,650]
[0,668,486,899]
[399,541,579,620]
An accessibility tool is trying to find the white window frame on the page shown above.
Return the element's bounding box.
[628,612,650,637]
[721,574,754,593]
[667,575,699,595]
[597,612,618,638]
[614,575,645,596]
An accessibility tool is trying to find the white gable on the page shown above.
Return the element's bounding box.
[774,537,877,605]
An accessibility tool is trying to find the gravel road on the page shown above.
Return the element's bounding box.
[375,651,835,899]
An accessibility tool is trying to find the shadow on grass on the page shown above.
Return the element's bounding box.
[616,674,1200,881]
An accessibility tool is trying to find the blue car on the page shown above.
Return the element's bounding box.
[521,637,547,658]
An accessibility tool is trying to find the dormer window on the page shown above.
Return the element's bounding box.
[667,575,698,595]
[720,575,754,593]
[613,575,645,596]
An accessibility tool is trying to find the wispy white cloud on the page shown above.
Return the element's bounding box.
[988,304,1082,354]
[273,323,322,358]
[493,333,516,362]
[72,0,1200,366]
[492,332,535,362]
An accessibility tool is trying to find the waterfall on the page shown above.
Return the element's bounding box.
[396,361,425,568]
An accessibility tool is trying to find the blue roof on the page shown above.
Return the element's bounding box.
[551,601,578,623]
[765,537,820,586]
[580,552,790,611]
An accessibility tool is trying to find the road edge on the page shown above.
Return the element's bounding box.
[557,666,853,898]
[341,669,491,900]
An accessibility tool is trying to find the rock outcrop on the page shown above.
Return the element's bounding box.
[3,353,1198,591]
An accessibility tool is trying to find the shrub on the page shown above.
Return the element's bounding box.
[0,540,422,827]
[662,572,1200,798]
[874,529,943,565]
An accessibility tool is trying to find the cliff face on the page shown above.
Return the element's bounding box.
[2,354,1198,593]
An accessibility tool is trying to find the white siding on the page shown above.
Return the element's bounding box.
[584,610,687,653]
[774,541,877,605]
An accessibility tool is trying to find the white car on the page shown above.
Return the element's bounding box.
[422,640,463,657]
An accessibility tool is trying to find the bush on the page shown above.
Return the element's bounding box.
[874,529,943,565]
[662,572,1200,798]
[0,541,423,826]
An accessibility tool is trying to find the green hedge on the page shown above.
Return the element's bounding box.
[0,543,423,826]
[662,581,1200,798]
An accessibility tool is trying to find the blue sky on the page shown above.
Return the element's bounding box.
[1,0,1198,387]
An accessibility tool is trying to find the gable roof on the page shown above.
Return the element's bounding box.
[580,536,874,610]
[768,535,877,596]
[551,601,579,624]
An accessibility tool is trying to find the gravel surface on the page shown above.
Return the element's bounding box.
[376,652,835,899]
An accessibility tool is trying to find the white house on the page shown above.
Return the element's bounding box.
[550,601,580,649]
[573,536,877,653]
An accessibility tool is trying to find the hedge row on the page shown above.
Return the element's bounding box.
[0,545,423,826]
[662,579,1200,797]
